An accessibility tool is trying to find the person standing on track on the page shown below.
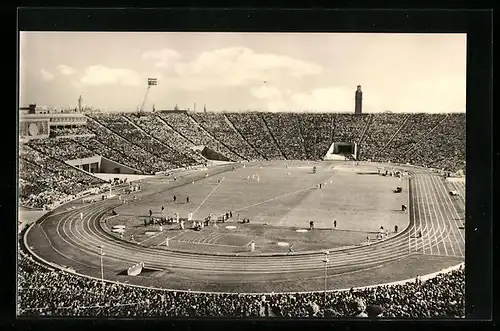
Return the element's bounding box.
[333,220,337,229]
[187,196,190,203]
[173,195,177,202]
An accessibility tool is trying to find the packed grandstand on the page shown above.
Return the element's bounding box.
[19,111,465,210]
[18,246,465,317]
[18,111,466,317]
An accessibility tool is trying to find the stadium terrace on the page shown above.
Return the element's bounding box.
[18,108,466,318]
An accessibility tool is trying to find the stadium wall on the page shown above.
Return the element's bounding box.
[99,156,143,174]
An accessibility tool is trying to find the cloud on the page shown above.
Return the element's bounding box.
[290,87,354,112]
[171,47,323,90]
[57,64,76,76]
[250,85,360,112]
[80,65,142,86]
[142,48,181,68]
[40,69,54,81]
[250,85,283,100]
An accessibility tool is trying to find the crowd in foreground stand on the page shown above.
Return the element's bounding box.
[18,247,464,318]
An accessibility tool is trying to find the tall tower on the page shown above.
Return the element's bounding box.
[355,85,362,115]
[78,95,83,112]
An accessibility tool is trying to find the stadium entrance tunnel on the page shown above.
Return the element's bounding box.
[195,146,232,162]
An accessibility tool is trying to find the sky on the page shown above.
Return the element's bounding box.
[19,32,466,113]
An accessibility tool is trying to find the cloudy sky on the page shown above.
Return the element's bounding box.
[19,32,466,113]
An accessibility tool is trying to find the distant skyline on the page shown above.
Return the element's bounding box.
[19,32,466,113]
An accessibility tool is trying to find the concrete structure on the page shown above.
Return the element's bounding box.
[355,85,363,115]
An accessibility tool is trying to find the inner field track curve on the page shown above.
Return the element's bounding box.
[25,163,465,293]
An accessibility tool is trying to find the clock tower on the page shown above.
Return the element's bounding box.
[355,85,363,115]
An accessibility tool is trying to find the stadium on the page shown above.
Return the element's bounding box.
[18,105,466,317]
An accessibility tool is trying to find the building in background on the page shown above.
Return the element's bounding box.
[19,103,88,141]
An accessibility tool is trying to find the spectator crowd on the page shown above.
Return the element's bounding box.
[19,144,105,209]
[18,247,465,318]
[226,112,285,160]
[18,111,465,209]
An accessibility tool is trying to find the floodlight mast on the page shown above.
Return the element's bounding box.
[139,85,151,113]
[139,78,157,113]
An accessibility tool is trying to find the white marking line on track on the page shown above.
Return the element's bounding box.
[415,174,452,257]
[63,207,117,260]
[420,174,444,255]
[409,177,417,253]
[431,176,458,256]
[192,177,225,217]
[413,175,427,253]
[138,231,163,245]
[43,211,101,269]
[418,174,448,255]
[138,224,188,246]
[208,233,228,245]
[174,240,243,248]
[449,180,466,209]
[46,205,414,274]
[426,175,455,256]
[56,204,153,268]
[72,208,148,267]
[38,172,454,278]
[415,175,426,254]
[423,174,449,256]
[431,176,465,256]
[201,232,221,244]
[421,174,438,255]
[234,186,315,213]
[413,174,441,255]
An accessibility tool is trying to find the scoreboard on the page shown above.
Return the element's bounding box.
[19,119,50,139]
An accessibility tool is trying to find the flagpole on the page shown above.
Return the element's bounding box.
[99,245,104,292]
[323,251,329,307]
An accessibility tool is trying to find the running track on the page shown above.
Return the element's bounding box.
[25,164,465,292]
